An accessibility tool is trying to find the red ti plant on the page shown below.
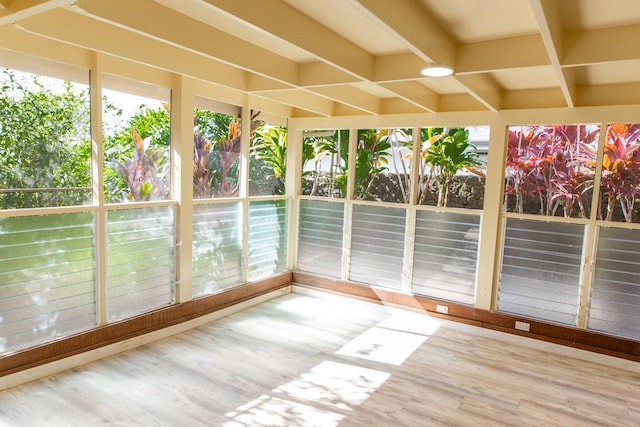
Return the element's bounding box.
[504,125,598,217]
[587,124,640,222]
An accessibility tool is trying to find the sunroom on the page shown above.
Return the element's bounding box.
[1,0,639,422]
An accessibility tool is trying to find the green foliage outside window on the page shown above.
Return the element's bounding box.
[0,69,91,209]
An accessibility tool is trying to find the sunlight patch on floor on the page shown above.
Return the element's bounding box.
[337,326,429,366]
[223,394,345,427]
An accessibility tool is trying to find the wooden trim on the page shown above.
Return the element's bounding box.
[292,271,640,362]
[0,273,292,377]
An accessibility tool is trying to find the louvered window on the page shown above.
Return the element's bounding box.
[412,210,480,304]
[498,218,583,325]
[297,199,344,277]
[192,202,243,297]
[0,213,96,354]
[107,206,175,321]
[589,227,640,339]
[248,200,287,280]
[349,204,406,289]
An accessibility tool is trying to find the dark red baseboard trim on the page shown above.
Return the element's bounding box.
[0,273,292,377]
[292,271,640,362]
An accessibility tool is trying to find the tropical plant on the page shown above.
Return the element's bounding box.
[302,129,349,197]
[0,69,92,209]
[104,102,171,203]
[108,129,169,202]
[379,128,412,203]
[354,128,392,199]
[583,123,640,222]
[251,124,287,195]
[504,125,597,217]
[422,128,483,207]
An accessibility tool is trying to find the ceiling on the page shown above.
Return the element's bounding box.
[2,0,640,118]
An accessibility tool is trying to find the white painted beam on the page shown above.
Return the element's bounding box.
[200,0,375,81]
[563,24,640,67]
[256,89,335,117]
[529,0,575,107]
[378,81,438,112]
[16,8,248,91]
[0,0,73,26]
[456,35,550,74]
[348,0,455,66]
[309,85,381,115]
[74,0,299,88]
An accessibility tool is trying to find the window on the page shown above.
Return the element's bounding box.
[0,213,96,353]
[0,68,91,209]
[418,126,487,209]
[248,200,288,280]
[596,124,640,223]
[297,199,344,277]
[355,128,412,203]
[192,202,243,297]
[349,204,406,290]
[193,105,242,199]
[504,125,599,218]
[302,130,349,198]
[107,206,175,321]
[250,120,287,196]
[102,77,171,203]
[412,211,480,304]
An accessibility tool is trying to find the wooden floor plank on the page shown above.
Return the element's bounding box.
[0,290,639,426]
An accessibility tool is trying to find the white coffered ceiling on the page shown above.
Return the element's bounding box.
[2,0,640,117]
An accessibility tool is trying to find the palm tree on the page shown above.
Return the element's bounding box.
[423,128,483,207]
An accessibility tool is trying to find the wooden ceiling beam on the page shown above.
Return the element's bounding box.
[199,0,375,81]
[16,8,249,91]
[563,24,640,67]
[0,0,73,25]
[456,35,550,74]
[529,0,575,108]
[309,85,381,115]
[74,0,298,88]
[349,0,502,111]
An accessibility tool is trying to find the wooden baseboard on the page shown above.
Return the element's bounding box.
[0,273,292,379]
[292,271,640,362]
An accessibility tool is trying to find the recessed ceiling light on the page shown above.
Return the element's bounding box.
[420,64,453,77]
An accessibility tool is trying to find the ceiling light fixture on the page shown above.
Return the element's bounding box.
[420,63,453,77]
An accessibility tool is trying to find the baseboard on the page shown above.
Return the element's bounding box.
[292,271,640,363]
[0,285,291,391]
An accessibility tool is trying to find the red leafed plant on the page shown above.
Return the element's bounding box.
[504,125,598,217]
[584,123,640,222]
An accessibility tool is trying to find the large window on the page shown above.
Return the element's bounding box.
[504,125,599,218]
[355,128,412,204]
[596,124,640,223]
[418,126,487,209]
[250,120,287,196]
[103,78,171,203]
[107,206,175,321]
[0,68,91,209]
[411,211,480,305]
[349,204,406,290]
[297,199,344,278]
[193,104,242,199]
[0,213,96,353]
[302,130,348,198]
[192,202,243,297]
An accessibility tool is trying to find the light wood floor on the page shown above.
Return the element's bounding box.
[1,288,639,426]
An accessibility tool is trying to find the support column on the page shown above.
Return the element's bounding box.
[285,122,301,270]
[474,121,508,311]
[90,52,107,326]
[171,75,195,303]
